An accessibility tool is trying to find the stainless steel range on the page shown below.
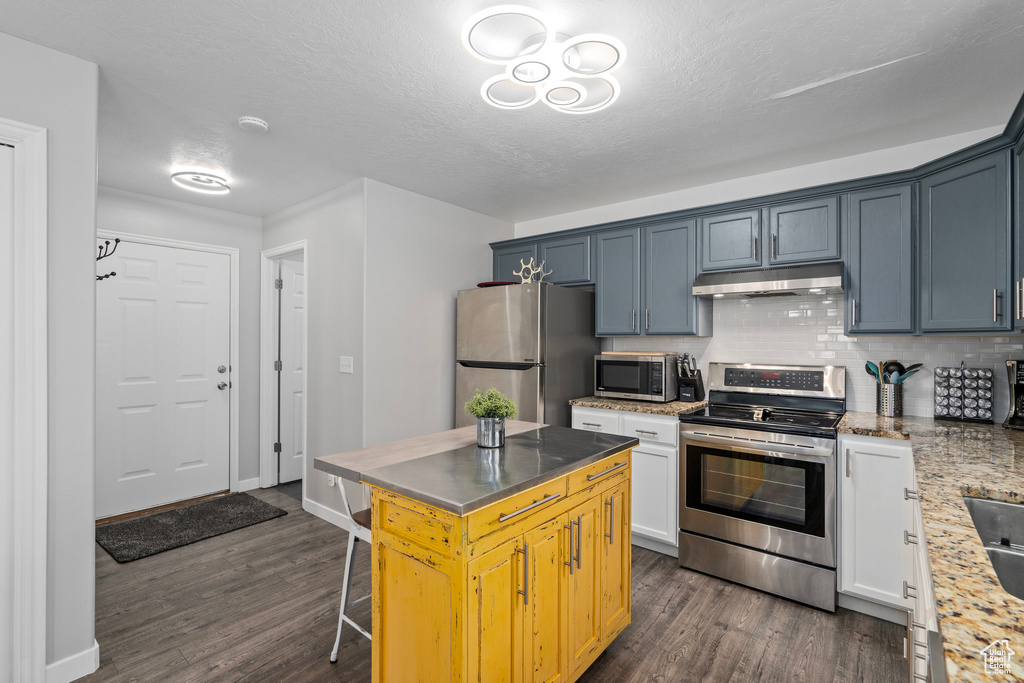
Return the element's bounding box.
[678,362,846,612]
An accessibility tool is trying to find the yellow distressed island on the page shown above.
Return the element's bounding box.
[315,421,639,683]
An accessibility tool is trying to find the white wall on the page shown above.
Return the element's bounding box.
[0,32,98,670]
[262,180,366,515]
[608,295,1020,421]
[96,187,263,482]
[514,126,1004,237]
[363,179,514,446]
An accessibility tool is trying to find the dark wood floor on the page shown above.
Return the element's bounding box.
[84,487,903,682]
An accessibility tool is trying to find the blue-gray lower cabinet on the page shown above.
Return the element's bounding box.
[643,220,709,335]
[539,234,591,285]
[845,185,914,334]
[492,243,537,282]
[767,196,840,265]
[595,227,641,336]
[920,150,1012,332]
[1015,142,1024,330]
[699,209,761,271]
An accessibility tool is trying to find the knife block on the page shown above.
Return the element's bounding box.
[678,371,705,402]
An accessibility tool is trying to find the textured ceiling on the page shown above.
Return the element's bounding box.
[2,0,1023,221]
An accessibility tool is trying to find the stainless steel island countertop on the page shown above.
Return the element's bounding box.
[354,425,638,515]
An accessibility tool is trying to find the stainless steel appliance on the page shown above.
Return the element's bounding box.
[594,352,678,402]
[455,283,600,428]
[678,362,846,611]
[1003,360,1024,430]
[692,261,843,299]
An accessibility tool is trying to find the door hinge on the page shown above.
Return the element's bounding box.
[274,360,282,371]
[273,442,282,453]
[275,278,283,289]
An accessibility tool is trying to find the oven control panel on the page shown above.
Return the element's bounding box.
[724,368,824,392]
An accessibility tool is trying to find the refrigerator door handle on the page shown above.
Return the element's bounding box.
[457,360,543,370]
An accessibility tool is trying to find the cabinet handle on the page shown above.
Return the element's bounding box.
[587,461,628,481]
[751,234,757,259]
[632,309,636,330]
[645,308,650,330]
[771,233,776,260]
[499,492,561,522]
[904,488,919,500]
[582,422,601,428]
[1017,280,1021,321]
[994,289,1002,322]
[851,298,857,327]
[845,448,851,478]
[903,580,918,600]
[574,516,582,569]
[563,523,574,575]
[634,429,658,436]
[1020,278,1023,320]
[605,498,615,545]
[517,543,529,605]
[904,530,919,545]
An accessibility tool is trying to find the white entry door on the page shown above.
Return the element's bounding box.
[96,240,231,518]
[277,256,305,483]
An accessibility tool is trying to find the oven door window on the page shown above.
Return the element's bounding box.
[685,444,825,537]
[596,360,650,394]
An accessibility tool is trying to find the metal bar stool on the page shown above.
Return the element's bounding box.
[330,479,372,663]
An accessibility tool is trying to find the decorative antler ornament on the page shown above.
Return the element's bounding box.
[512,258,553,284]
[96,238,120,281]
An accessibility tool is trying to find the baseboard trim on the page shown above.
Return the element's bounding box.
[236,477,260,492]
[46,639,99,683]
[631,533,678,558]
[303,496,350,528]
[837,592,907,624]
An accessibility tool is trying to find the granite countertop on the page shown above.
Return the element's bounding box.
[839,411,1024,681]
[360,425,639,515]
[569,395,707,416]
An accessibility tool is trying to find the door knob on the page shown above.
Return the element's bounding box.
[217,382,228,390]
[217,365,227,373]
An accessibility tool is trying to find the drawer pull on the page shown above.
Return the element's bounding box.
[517,543,529,605]
[634,429,658,436]
[563,523,574,575]
[587,461,628,481]
[904,530,918,545]
[582,422,601,428]
[904,488,919,500]
[605,498,614,545]
[498,492,561,522]
[903,581,917,600]
[574,516,582,569]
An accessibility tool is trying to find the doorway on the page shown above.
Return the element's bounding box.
[260,242,308,492]
[94,232,240,519]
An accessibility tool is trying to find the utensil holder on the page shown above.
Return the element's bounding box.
[876,384,903,418]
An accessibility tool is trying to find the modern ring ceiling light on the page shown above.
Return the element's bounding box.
[461,5,626,115]
[171,170,231,195]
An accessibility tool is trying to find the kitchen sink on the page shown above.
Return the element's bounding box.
[963,497,1024,600]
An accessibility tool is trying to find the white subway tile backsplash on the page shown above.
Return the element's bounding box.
[605,294,1023,421]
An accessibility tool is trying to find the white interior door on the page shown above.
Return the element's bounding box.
[277,256,305,483]
[96,240,231,518]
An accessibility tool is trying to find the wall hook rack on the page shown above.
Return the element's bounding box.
[96,238,119,281]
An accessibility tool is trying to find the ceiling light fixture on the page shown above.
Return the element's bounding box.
[461,5,625,115]
[171,171,231,195]
[238,116,270,133]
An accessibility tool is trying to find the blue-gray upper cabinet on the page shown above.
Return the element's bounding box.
[643,220,709,335]
[920,149,1012,332]
[699,209,761,271]
[767,196,840,265]
[538,234,592,285]
[1015,141,1024,330]
[595,227,641,336]
[492,243,537,282]
[845,185,914,335]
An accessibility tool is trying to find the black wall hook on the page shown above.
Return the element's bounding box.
[96,238,119,281]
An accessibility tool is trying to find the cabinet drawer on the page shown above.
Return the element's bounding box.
[467,476,567,541]
[568,451,631,496]
[622,414,678,446]
[572,407,621,434]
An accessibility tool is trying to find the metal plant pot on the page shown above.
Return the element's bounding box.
[477,417,505,448]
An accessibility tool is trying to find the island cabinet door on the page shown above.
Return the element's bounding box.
[566,495,602,678]
[467,538,523,683]
[600,481,630,636]
[523,515,571,683]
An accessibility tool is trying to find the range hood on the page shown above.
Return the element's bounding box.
[692,262,843,299]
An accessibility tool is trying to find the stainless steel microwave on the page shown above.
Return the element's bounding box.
[594,352,678,402]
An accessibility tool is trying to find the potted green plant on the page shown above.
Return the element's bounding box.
[464,388,518,447]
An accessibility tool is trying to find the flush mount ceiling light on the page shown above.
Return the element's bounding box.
[461,5,625,114]
[171,171,231,195]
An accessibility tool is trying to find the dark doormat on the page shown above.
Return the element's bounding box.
[96,493,287,563]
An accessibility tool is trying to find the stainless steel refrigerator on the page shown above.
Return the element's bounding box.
[456,283,600,428]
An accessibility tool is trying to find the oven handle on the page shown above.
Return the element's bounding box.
[681,430,834,462]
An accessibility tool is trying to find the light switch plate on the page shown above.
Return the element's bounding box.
[339,356,354,374]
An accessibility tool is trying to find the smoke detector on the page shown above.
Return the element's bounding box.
[238,116,269,133]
